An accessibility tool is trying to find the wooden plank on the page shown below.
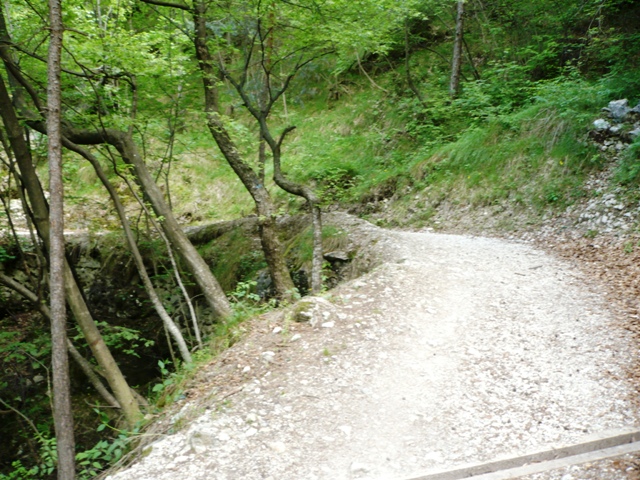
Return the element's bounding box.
[406,428,640,480]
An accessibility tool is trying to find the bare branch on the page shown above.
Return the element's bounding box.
[277,125,296,149]
[355,50,388,93]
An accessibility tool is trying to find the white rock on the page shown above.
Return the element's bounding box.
[321,321,335,328]
[245,427,258,437]
[242,366,251,373]
[272,326,282,334]
[261,351,276,363]
[290,333,302,342]
[268,441,287,453]
[350,462,369,474]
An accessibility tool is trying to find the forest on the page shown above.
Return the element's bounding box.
[0,0,639,478]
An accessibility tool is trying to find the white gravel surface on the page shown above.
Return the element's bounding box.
[106,213,639,480]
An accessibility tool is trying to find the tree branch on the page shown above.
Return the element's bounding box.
[138,0,191,12]
[277,125,296,150]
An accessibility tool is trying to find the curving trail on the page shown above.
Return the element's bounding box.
[106,213,639,480]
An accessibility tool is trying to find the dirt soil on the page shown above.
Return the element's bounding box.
[104,212,640,480]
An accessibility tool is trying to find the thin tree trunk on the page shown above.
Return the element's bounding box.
[450,0,465,97]
[62,139,193,362]
[405,19,428,108]
[0,74,142,427]
[67,341,120,408]
[253,123,323,295]
[191,1,295,300]
[46,0,75,474]
[310,204,323,293]
[66,129,232,321]
[0,8,230,322]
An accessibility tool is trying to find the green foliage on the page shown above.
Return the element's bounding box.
[74,322,154,359]
[0,331,51,365]
[616,137,640,185]
[0,435,57,480]
[0,246,15,263]
[227,280,277,318]
[2,0,639,475]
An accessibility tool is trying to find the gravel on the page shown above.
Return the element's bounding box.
[105,213,639,480]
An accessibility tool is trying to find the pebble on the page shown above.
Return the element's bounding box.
[268,441,287,453]
[350,462,370,474]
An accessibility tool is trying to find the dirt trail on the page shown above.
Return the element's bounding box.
[106,213,639,480]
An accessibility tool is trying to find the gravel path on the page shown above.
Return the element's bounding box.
[106,214,639,480]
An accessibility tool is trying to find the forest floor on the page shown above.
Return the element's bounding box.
[103,211,640,480]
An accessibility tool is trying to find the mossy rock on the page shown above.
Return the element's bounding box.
[290,296,337,327]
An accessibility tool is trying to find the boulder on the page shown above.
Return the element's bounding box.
[289,296,338,327]
[603,99,630,122]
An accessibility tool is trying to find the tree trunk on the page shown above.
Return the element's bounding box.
[405,18,427,109]
[109,132,232,320]
[0,74,142,427]
[62,139,193,363]
[46,0,76,474]
[261,124,324,294]
[1,8,230,322]
[39,126,233,321]
[450,0,465,98]
[192,2,295,300]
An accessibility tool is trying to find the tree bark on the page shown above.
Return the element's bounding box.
[46,0,76,475]
[0,74,142,427]
[450,0,465,98]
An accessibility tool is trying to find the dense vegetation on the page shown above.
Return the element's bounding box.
[0,0,639,477]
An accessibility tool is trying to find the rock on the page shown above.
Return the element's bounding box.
[261,351,276,363]
[255,269,274,299]
[187,429,217,454]
[290,296,338,327]
[321,321,335,328]
[290,333,302,342]
[324,250,350,262]
[267,441,287,453]
[272,326,282,334]
[629,127,640,140]
[593,118,611,131]
[603,99,629,121]
[350,462,369,474]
